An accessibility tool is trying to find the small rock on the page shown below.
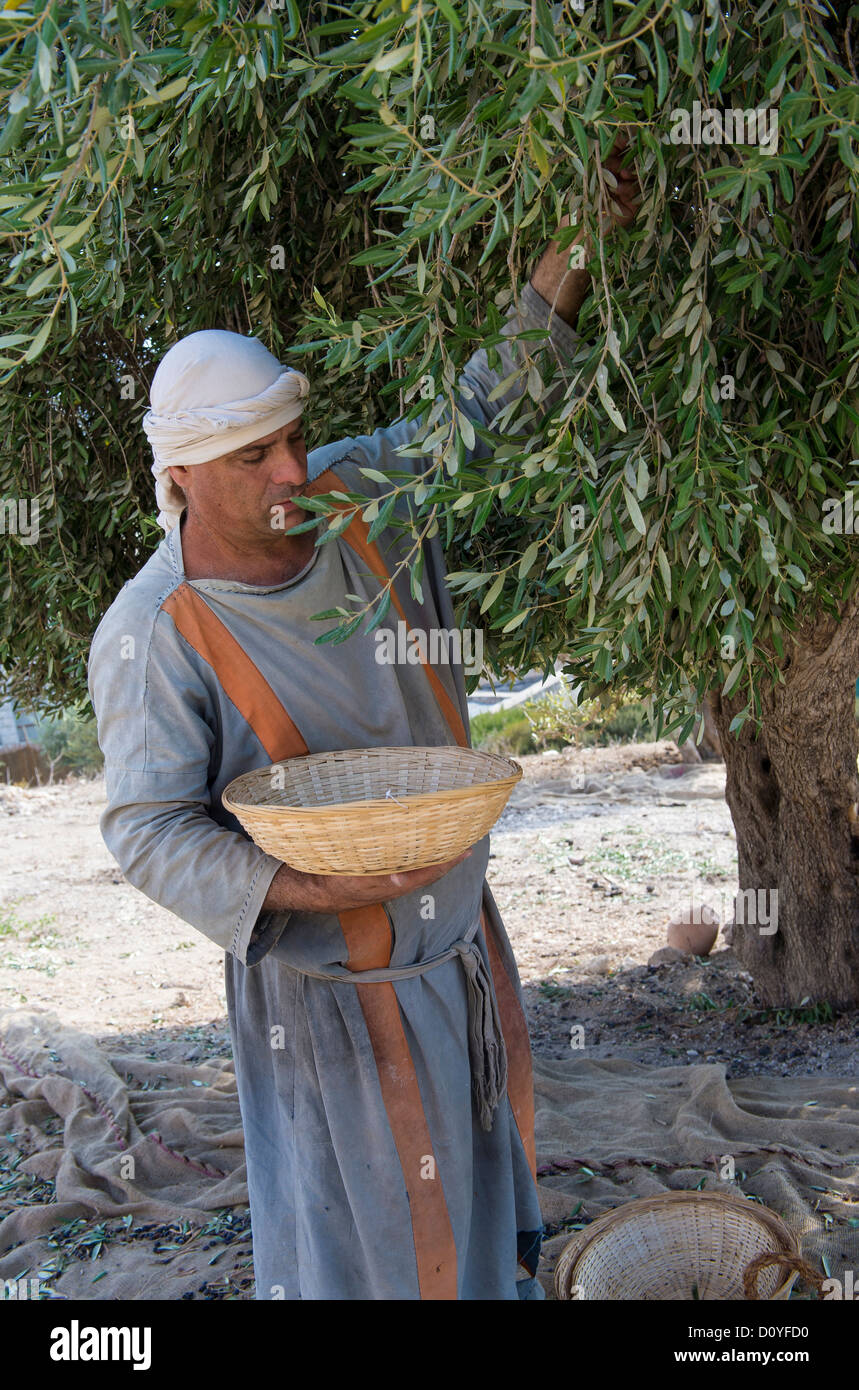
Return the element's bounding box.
[580,954,612,976]
[666,902,720,956]
[647,946,688,967]
[614,773,651,793]
[678,740,703,764]
[581,775,606,794]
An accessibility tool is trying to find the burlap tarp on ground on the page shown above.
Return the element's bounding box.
[1,1008,857,1299]
[534,1057,859,1295]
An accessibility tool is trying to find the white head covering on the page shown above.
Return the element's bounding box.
[142,330,310,532]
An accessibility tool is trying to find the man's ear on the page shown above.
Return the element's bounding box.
[167,465,189,488]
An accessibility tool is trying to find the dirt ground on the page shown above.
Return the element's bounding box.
[2,740,858,1300]
[1,739,857,1074]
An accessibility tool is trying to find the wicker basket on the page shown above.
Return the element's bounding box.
[553,1191,803,1301]
[222,745,522,876]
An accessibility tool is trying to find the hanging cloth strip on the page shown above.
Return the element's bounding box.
[290,919,507,1133]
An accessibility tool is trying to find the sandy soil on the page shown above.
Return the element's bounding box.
[0,778,229,1032]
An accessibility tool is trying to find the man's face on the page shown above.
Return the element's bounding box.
[167,419,311,545]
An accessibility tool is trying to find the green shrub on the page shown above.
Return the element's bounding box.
[470,689,655,758]
[525,687,657,749]
[470,708,539,757]
[600,703,657,744]
[37,711,104,776]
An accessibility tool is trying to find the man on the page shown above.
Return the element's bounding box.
[88,153,638,1300]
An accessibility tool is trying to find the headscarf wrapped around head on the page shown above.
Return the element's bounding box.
[142,329,310,532]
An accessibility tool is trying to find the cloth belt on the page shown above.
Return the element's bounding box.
[286,915,509,1131]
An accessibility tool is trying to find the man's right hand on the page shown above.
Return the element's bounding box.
[262,849,473,916]
[601,137,639,230]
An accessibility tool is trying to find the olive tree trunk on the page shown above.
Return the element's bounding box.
[709,591,859,1007]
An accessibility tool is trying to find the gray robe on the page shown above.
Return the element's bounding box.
[88,283,579,1299]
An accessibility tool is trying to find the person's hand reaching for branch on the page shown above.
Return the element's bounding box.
[530,134,640,328]
[600,137,640,230]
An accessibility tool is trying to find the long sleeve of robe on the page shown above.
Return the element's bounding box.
[88,281,580,1300]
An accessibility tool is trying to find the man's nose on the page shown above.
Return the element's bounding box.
[267,443,307,487]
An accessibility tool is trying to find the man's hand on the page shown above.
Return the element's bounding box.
[529,135,640,328]
[600,139,639,230]
[262,849,473,916]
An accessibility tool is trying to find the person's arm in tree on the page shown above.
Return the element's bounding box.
[267,159,640,922]
[529,141,639,329]
[304,143,640,487]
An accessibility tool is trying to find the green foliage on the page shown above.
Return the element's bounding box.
[0,906,56,938]
[37,708,104,772]
[0,0,857,744]
[470,686,654,754]
[595,699,654,743]
[0,0,394,710]
[469,706,540,756]
[742,999,837,1026]
[524,684,656,745]
[686,992,721,1011]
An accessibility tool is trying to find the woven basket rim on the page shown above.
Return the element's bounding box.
[222,746,523,817]
[554,1190,800,1301]
[233,744,521,768]
[223,779,523,817]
